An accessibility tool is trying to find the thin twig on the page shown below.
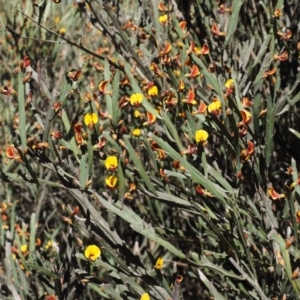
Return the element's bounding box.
[5,231,22,300]
[15,8,118,69]
[87,0,156,83]
[229,257,269,300]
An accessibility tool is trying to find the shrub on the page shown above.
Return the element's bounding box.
[0,0,300,299]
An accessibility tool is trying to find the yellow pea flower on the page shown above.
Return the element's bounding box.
[148,86,158,96]
[141,293,150,300]
[129,93,143,107]
[154,257,164,269]
[105,156,118,172]
[132,128,142,137]
[159,14,168,25]
[84,112,99,127]
[105,175,118,189]
[195,130,209,144]
[84,245,101,262]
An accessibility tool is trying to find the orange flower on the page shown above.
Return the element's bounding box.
[285,236,295,248]
[238,125,248,137]
[149,62,163,77]
[165,93,178,107]
[241,97,253,107]
[192,101,207,115]
[172,160,186,172]
[296,211,300,223]
[195,185,213,197]
[239,110,252,125]
[292,267,300,279]
[53,101,62,113]
[262,68,277,78]
[273,8,282,18]
[240,141,255,162]
[185,65,201,78]
[157,149,166,161]
[67,68,82,82]
[158,2,169,12]
[45,295,57,300]
[194,44,209,56]
[0,85,17,96]
[120,75,130,86]
[217,4,232,14]
[50,131,63,140]
[273,51,288,62]
[143,112,157,126]
[118,96,130,108]
[211,22,226,37]
[122,21,137,31]
[277,29,292,41]
[5,145,22,162]
[159,41,172,56]
[268,187,285,200]
[98,80,112,95]
[179,21,187,32]
[94,137,106,149]
[181,143,197,155]
[182,90,197,105]
[22,55,31,68]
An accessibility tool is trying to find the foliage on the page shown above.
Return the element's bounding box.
[0,0,300,299]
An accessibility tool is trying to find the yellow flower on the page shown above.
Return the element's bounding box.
[54,16,60,24]
[59,28,66,35]
[105,156,118,172]
[148,85,158,96]
[154,257,164,269]
[105,175,118,189]
[84,245,101,262]
[134,110,141,118]
[84,112,99,127]
[225,79,234,89]
[20,244,28,254]
[208,99,221,114]
[45,240,53,249]
[44,240,59,252]
[141,293,150,300]
[132,128,141,137]
[195,130,209,144]
[173,70,181,77]
[129,93,143,107]
[159,14,168,25]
